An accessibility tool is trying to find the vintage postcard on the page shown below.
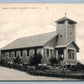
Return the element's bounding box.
[0,3,84,81]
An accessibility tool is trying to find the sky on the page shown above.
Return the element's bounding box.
[0,4,84,64]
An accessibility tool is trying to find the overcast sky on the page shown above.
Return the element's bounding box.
[0,4,84,64]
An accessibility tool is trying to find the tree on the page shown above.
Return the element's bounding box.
[29,53,42,66]
[76,61,84,70]
[49,57,58,66]
[13,56,21,64]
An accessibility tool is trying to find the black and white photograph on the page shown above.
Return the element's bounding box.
[0,4,83,81]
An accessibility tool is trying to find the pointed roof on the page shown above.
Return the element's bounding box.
[55,41,79,52]
[1,31,57,50]
[55,17,77,24]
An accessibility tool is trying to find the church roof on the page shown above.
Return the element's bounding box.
[55,41,79,52]
[1,31,57,50]
[56,17,77,24]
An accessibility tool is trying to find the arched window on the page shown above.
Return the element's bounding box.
[11,51,15,58]
[16,51,21,57]
[22,50,27,57]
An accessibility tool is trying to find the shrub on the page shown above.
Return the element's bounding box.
[69,61,84,71]
[36,64,49,70]
[13,56,21,64]
[76,62,84,70]
[29,53,42,66]
[49,57,58,66]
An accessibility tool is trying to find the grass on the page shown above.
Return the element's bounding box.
[1,62,84,80]
[28,69,84,79]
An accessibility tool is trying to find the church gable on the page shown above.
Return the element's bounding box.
[68,43,75,48]
[67,42,79,52]
[44,36,56,48]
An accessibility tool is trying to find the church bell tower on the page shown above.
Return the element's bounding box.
[55,15,77,45]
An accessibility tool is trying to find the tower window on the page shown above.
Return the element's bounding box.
[60,34,62,37]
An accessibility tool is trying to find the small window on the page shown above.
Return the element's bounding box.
[71,51,74,59]
[9,52,11,57]
[22,50,27,57]
[27,49,29,57]
[46,49,49,57]
[2,52,4,57]
[37,48,41,54]
[29,49,35,56]
[21,50,22,57]
[16,51,21,57]
[11,52,13,57]
[17,53,19,57]
[68,50,74,59]
[5,52,9,57]
[50,49,53,57]
[15,51,16,57]
[23,52,26,57]
[60,34,62,37]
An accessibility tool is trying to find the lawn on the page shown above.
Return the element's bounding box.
[1,61,84,80]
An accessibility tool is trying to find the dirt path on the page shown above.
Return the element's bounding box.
[0,66,79,81]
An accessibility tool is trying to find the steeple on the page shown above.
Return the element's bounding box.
[55,16,77,45]
[56,16,77,24]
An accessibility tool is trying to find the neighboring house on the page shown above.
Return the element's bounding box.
[0,16,79,66]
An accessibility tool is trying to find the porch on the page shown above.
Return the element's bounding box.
[55,47,77,66]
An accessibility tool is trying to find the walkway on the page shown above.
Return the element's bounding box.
[0,66,78,81]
